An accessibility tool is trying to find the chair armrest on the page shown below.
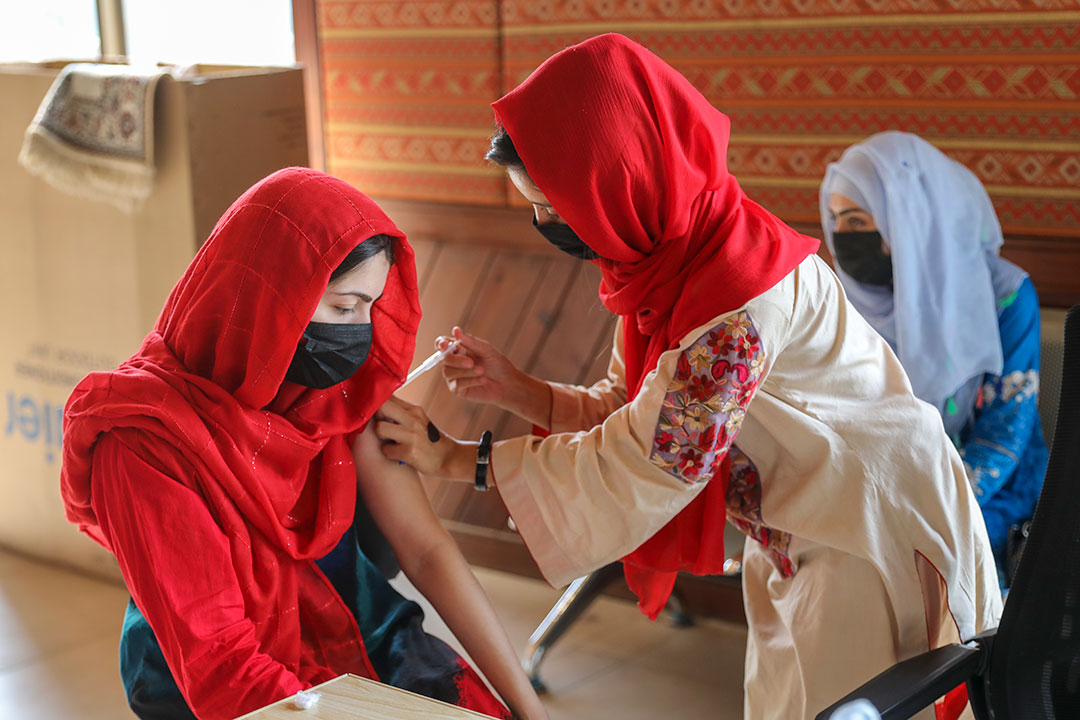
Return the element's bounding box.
[814,636,991,720]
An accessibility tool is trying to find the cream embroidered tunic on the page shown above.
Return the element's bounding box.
[492,255,1002,719]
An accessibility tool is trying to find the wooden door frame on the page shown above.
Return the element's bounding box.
[292,0,325,171]
[96,0,127,59]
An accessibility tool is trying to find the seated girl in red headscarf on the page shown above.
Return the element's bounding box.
[60,168,547,720]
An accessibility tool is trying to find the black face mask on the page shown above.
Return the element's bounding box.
[832,231,893,286]
[533,217,600,260]
[285,321,373,389]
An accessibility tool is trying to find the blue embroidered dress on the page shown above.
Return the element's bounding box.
[954,273,1048,579]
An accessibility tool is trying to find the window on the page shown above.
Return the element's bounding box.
[1,0,294,66]
[124,0,294,67]
[0,1,101,62]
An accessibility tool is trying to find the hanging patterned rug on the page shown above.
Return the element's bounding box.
[18,63,170,212]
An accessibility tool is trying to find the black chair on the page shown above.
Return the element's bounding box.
[816,305,1080,720]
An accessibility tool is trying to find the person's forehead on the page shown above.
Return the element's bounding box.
[508,167,551,206]
[330,257,389,290]
[829,193,869,213]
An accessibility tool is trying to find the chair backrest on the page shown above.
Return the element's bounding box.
[1039,308,1068,448]
[983,305,1080,718]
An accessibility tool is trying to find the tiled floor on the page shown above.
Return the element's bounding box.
[0,549,747,719]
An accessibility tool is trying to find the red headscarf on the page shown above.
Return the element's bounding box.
[493,35,818,617]
[60,168,421,684]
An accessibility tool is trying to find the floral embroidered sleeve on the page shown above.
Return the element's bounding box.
[649,311,765,485]
[726,447,795,577]
[961,278,1044,502]
[489,308,774,588]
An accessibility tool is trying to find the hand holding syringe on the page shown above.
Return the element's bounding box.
[428,328,552,430]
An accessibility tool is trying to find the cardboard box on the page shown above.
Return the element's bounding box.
[0,62,309,580]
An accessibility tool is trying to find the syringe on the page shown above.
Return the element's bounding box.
[398,339,461,390]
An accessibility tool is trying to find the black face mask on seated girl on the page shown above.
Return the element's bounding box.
[832,230,893,287]
[533,217,600,260]
[286,321,373,389]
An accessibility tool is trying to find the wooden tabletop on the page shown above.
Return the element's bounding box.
[236,674,497,719]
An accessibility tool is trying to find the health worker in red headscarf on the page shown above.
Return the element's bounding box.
[375,35,1003,720]
[60,168,547,720]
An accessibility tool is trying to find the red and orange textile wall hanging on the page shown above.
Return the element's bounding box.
[317,1,506,205]
[499,0,1080,237]
[318,1,1079,237]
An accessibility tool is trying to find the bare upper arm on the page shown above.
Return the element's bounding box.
[350,424,452,574]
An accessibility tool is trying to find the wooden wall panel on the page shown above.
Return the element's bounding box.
[463,256,572,438]
[400,245,492,407]
[426,250,556,524]
[426,251,551,434]
[525,262,610,385]
[409,237,441,293]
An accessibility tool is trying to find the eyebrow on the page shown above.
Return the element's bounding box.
[331,290,382,303]
[835,208,868,217]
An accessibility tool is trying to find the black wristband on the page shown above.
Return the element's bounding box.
[426,421,441,443]
[475,430,493,492]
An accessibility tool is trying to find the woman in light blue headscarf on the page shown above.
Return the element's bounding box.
[820,131,1048,587]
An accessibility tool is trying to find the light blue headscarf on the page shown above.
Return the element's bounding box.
[820,131,1026,435]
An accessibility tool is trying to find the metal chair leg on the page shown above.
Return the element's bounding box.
[664,587,694,628]
[521,563,621,693]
